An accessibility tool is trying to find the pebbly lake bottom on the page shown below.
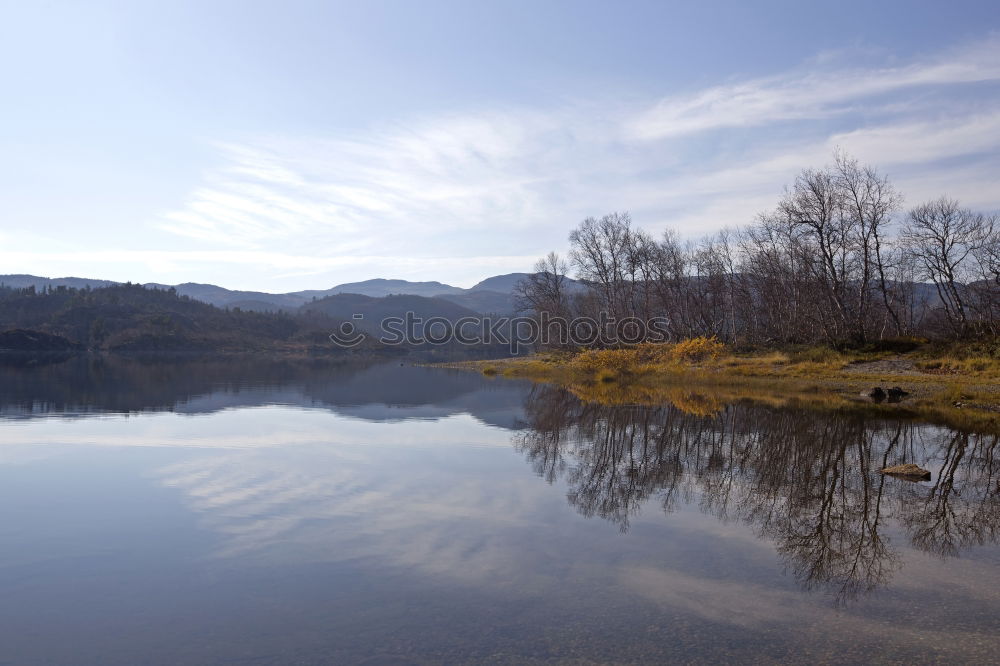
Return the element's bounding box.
[0,355,998,664]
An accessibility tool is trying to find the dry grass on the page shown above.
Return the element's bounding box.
[441,338,1000,434]
[916,356,1000,376]
[670,336,726,362]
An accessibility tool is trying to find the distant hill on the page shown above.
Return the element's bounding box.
[226,299,299,313]
[469,273,532,293]
[316,278,466,298]
[152,283,307,310]
[470,272,587,296]
[301,293,481,337]
[0,283,350,352]
[437,290,516,315]
[0,271,579,317]
[0,274,117,291]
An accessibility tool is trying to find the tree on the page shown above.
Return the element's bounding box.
[514,252,575,349]
[527,152,991,345]
[569,212,637,321]
[778,166,855,341]
[833,151,903,337]
[901,198,993,336]
[515,252,571,316]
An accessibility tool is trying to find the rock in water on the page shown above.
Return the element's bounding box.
[880,463,931,480]
[868,387,886,401]
[887,386,909,401]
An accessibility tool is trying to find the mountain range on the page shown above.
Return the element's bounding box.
[0,272,566,316]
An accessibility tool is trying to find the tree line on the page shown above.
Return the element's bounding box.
[516,151,999,346]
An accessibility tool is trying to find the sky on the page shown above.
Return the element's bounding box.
[1,0,999,291]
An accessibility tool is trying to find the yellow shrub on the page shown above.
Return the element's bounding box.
[595,368,618,383]
[573,343,676,371]
[670,336,726,362]
[631,342,675,364]
[570,348,636,374]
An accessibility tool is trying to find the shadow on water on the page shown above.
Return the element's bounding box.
[515,383,1000,603]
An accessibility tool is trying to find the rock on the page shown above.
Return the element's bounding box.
[867,387,886,401]
[886,386,909,403]
[880,463,931,480]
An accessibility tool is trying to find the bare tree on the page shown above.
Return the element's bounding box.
[569,212,636,320]
[648,228,693,340]
[833,151,904,337]
[528,152,992,346]
[739,212,822,344]
[778,167,856,341]
[970,216,1000,334]
[901,198,993,336]
[514,252,571,316]
[514,252,575,349]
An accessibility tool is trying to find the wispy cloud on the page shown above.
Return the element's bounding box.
[138,36,1000,288]
[626,37,1000,140]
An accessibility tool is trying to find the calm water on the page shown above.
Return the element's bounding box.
[1,355,998,664]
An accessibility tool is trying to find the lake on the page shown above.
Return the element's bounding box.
[1,355,998,664]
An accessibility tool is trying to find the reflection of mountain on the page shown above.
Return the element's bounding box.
[0,356,531,429]
[516,384,1000,602]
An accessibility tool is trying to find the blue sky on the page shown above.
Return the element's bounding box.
[1,0,999,290]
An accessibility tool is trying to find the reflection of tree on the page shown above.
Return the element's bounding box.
[901,431,1000,557]
[516,385,1000,602]
[767,424,898,601]
[513,385,581,483]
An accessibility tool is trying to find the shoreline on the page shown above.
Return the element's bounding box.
[439,347,1000,434]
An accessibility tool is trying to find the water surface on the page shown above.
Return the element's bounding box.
[1,355,998,664]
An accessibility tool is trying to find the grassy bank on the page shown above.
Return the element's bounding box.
[446,338,1000,433]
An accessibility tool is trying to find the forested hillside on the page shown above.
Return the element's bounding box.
[0,283,350,351]
[301,293,481,334]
